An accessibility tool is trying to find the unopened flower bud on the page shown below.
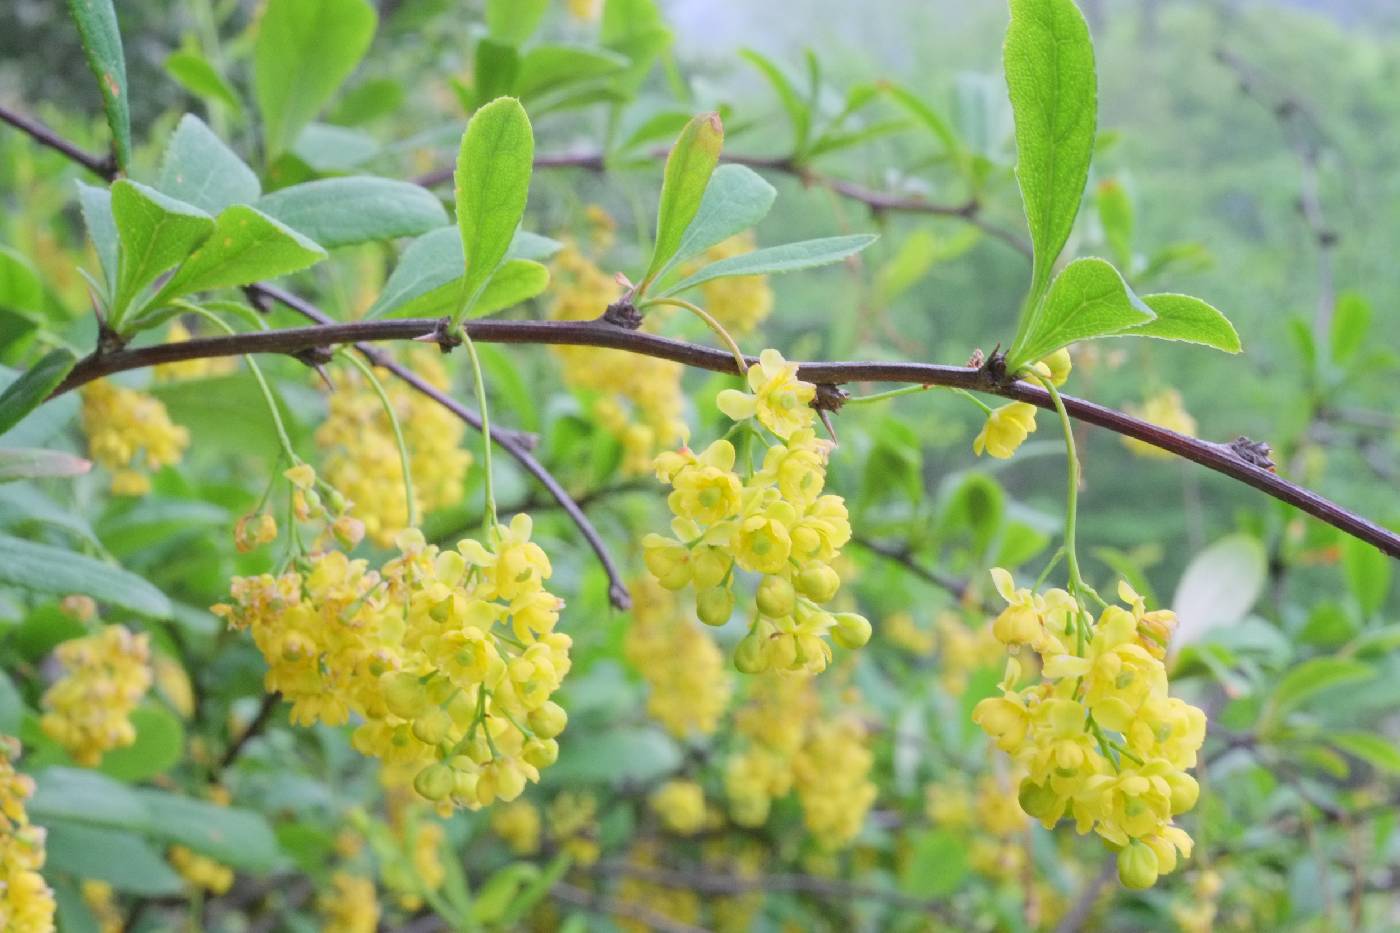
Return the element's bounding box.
[414,762,454,801]
[796,564,840,602]
[831,612,872,649]
[755,575,795,617]
[696,586,734,627]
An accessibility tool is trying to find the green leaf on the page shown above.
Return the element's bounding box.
[0,484,98,544]
[741,50,811,156]
[254,0,378,159]
[486,0,548,45]
[0,246,45,316]
[517,45,629,102]
[153,205,327,304]
[368,228,555,319]
[1271,657,1375,718]
[330,78,405,125]
[97,705,184,782]
[901,830,970,898]
[1331,732,1400,774]
[600,0,672,93]
[0,532,171,617]
[547,727,680,785]
[1006,257,1153,370]
[45,823,184,896]
[643,113,724,286]
[1004,0,1098,315]
[657,164,776,281]
[165,48,242,114]
[473,39,522,108]
[256,177,448,249]
[1120,293,1242,353]
[885,83,963,164]
[29,767,150,829]
[66,0,130,170]
[0,349,76,437]
[387,258,549,320]
[455,97,535,319]
[0,448,91,482]
[0,670,23,734]
[132,789,283,871]
[1331,291,1371,366]
[1096,178,1134,269]
[660,234,878,297]
[158,114,261,214]
[290,123,381,173]
[1342,535,1391,619]
[1171,533,1267,647]
[77,182,118,293]
[110,180,214,316]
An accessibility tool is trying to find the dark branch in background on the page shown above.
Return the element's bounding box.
[48,317,1400,559]
[218,691,279,772]
[1216,48,1338,335]
[849,536,975,604]
[245,285,633,612]
[0,103,116,179]
[415,150,1034,257]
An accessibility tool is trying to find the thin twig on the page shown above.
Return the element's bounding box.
[0,103,116,179]
[848,537,975,604]
[550,881,711,933]
[48,317,1400,560]
[218,692,279,772]
[1052,859,1116,933]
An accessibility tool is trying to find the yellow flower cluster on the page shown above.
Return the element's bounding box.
[169,844,234,895]
[614,841,701,933]
[80,379,189,495]
[622,577,731,738]
[0,738,55,933]
[319,872,379,933]
[490,799,541,856]
[971,350,1072,460]
[548,243,687,475]
[931,613,1006,695]
[648,779,708,836]
[81,881,122,933]
[152,320,236,382]
[925,774,1029,876]
[316,351,471,545]
[547,792,601,867]
[692,232,774,335]
[724,675,876,849]
[971,570,1206,889]
[214,514,569,810]
[645,350,869,675]
[40,625,152,766]
[382,819,445,910]
[1123,388,1197,459]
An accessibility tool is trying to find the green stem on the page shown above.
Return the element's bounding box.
[842,383,934,406]
[640,296,748,374]
[341,350,419,530]
[461,333,497,536]
[953,387,995,415]
[1037,374,1086,597]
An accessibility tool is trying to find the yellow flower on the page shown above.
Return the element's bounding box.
[153,320,236,382]
[1123,388,1197,459]
[972,401,1037,459]
[649,780,707,836]
[80,379,189,495]
[490,800,541,856]
[40,625,152,766]
[716,349,817,439]
[169,845,234,895]
[0,738,56,932]
[666,440,742,524]
[623,578,731,738]
[318,872,379,933]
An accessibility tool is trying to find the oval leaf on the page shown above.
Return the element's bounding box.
[0,532,171,617]
[0,349,76,437]
[657,164,777,282]
[1121,293,1241,353]
[257,177,448,249]
[1331,732,1400,774]
[1006,257,1153,371]
[154,205,327,304]
[1171,533,1267,648]
[1271,657,1375,717]
[644,112,724,285]
[132,789,283,871]
[158,114,260,214]
[111,180,214,314]
[456,97,535,318]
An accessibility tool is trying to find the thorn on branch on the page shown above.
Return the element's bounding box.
[980,345,1010,385]
[812,383,848,413]
[416,316,463,354]
[1228,435,1276,472]
[601,299,643,330]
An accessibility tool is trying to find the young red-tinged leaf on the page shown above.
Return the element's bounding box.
[455,97,535,320]
[643,112,724,288]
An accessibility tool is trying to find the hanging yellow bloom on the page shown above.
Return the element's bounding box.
[716,348,817,440]
[80,379,189,495]
[318,872,379,933]
[0,737,55,933]
[40,625,152,766]
[972,401,1037,459]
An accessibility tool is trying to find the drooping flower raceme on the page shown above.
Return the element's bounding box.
[623,577,732,738]
[40,624,152,766]
[0,737,55,932]
[214,514,569,811]
[80,379,189,495]
[645,350,869,675]
[972,572,1206,889]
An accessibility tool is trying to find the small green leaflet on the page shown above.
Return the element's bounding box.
[643,112,724,287]
[77,182,118,293]
[659,234,877,297]
[152,205,326,305]
[1123,293,1241,353]
[110,180,214,316]
[66,0,130,170]
[741,49,811,156]
[455,97,535,321]
[368,227,559,319]
[485,0,548,45]
[655,164,777,284]
[165,49,242,114]
[256,177,448,249]
[1004,0,1098,337]
[0,349,76,437]
[158,114,261,213]
[1005,257,1153,371]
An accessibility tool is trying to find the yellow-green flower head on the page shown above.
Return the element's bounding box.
[757,429,830,507]
[80,379,190,495]
[649,779,708,836]
[666,440,743,525]
[716,349,817,439]
[0,738,56,931]
[972,401,1038,459]
[734,499,797,574]
[40,625,153,766]
[1027,348,1073,387]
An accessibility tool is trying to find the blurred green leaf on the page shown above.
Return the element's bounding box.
[158,114,261,213]
[660,234,876,296]
[486,0,548,45]
[901,830,970,898]
[644,112,724,286]
[1171,533,1266,647]
[518,45,629,103]
[29,767,150,828]
[291,122,381,173]
[257,177,448,248]
[455,97,535,319]
[66,0,130,169]
[0,670,22,734]
[1331,291,1371,366]
[658,164,776,281]
[98,705,184,782]
[0,246,45,317]
[473,38,521,108]
[165,49,242,114]
[46,823,184,895]
[254,0,377,158]
[741,50,811,156]
[1096,178,1133,269]
[0,533,172,617]
[1342,535,1391,619]
[1270,657,1375,719]
[0,448,90,482]
[1330,732,1400,774]
[132,789,283,871]
[77,182,118,293]
[0,349,76,437]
